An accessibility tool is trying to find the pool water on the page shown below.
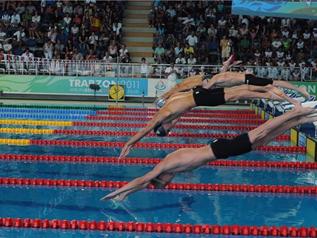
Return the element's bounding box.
[0,106,316,237]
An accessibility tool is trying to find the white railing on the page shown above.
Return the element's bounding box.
[0,54,314,81]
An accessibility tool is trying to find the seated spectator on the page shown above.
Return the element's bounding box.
[119,44,130,63]
[154,43,165,64]
[108,40,118,58]
[187,53,197,65]
[272,38,282,49]
[103,52,113,63]
[43,41,54,59]
[140,57,149,77]
[186,31,198,47]
[174,42,183,57]
[85,49,97,61]
[175,53,186,64]
[183,43,194,57]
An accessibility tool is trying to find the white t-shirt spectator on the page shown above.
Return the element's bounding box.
[89,34,98,45]
[272,39,282,49]
[289,62,296,72]
[254,51,261,58]
[63,16,72,25]
[166,7,176,18]
[301,66,309,81]
[119,47,128,57]
[140,63,149,76]
[112,23,122,36]
[165,65,179,87]
[277,60,285,67]
[207,27,217,37]
[103,54,113,63]
[296,40,304,49]
[1,13,10,22]
[10,13,20,24]
[44,42,54,59]
[32,15,41,24]
[13,30,25,42]
[218,18,227,28]
[186,34,198,47]
[3,42,12,53]
[174,46,183,56]
[281,28,289,38]
[229,27,238,38]
[241,17,249,28]
[281,18,290,28]
[265,49,272,58]
[21,51,34,62]
[292,32,298,40]
[71,25,79,35]
[276,50,284,59]
[303,31,311,40]
[63,5,73,14]
[175,56,186,64]
[187,56,197,65]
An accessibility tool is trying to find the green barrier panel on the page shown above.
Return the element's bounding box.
[290,81,317,97]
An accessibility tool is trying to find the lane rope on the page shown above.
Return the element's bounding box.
[0,127,290,141]
[27,139,305,153]
[0,217,316,236]
[0,154,315,170]
[86,115,265,125]
[0,177,316,195]
[0,119,257,131]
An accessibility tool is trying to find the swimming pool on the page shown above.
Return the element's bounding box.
[0,105,316,237]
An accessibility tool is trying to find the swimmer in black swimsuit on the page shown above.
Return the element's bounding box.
[101,105,317,201]
[119,84,297,159]
[157,56,309,105]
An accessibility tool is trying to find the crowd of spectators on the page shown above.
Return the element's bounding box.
[150,0,317,79]
[0,0,130,64]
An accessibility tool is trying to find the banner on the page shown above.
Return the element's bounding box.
[232,0,317,20]
[290,81,317,96]
[0,75,148,96]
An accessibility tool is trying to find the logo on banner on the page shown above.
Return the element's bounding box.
[155,80,167,91]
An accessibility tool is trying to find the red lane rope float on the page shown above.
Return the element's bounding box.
[0,217,316,237]
[106,108,254,114]
[53,129,290,141]
[0,177,316,195]
[72,122,257,131]
[97,111,260,119]
[0,154,316,170]
[86,115,265,125]
[29,139,306,153]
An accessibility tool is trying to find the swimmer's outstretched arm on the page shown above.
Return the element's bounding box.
[101,163,165,201]
[119,110,171,159]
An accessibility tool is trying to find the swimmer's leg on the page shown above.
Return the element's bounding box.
[273,80,310,98]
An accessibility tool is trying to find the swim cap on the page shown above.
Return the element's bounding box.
[156,98,166,108]
[153,124,168,137]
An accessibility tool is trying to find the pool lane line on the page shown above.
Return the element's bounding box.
[85,115,265,125]
[0,138,305,153]
[105,108,254,113]
[96,111,260,118]
[0,154,315,170]
[0,127,291,141]
[0,177,316,195]
[1,217,316,236]
[0,119,259,131]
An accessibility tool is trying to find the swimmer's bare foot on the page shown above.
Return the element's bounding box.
[220,54,235,72]
[298,86,310,99]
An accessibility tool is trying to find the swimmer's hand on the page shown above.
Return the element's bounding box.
[119,144,132,159]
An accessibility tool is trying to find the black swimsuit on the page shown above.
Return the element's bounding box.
[209,133,252,159]
[193,87,226,107]
[245,74,273,86]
